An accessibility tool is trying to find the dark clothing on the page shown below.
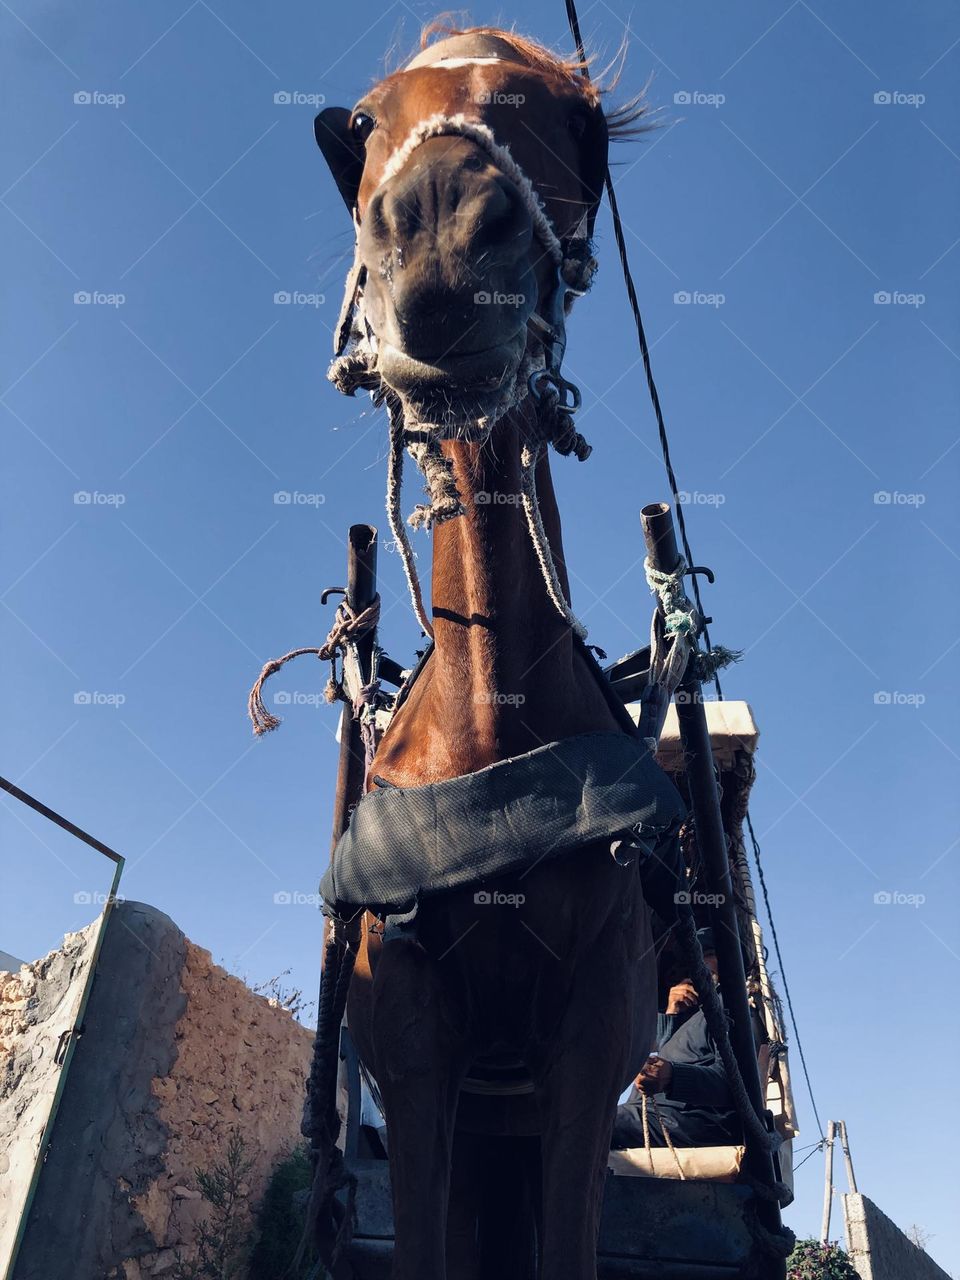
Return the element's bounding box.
[611,1009,741,1150]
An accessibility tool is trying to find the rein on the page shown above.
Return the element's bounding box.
[329,99,599,639]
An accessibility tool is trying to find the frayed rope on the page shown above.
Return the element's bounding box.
[694,645,742,680]
[247,597,381,736]
[406,437,465,530]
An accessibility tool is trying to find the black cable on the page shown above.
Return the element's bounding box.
[564,0,827,1140]
[564,0,722,697]
[793,1140,828,1173]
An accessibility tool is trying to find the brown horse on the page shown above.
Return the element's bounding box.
[315,24,676,1280]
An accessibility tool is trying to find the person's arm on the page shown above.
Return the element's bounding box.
[656,1011,679,1047]
[664,1049,733,1108]
[657,980,698,1047]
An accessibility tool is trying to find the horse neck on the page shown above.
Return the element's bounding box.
[427,402,578,725]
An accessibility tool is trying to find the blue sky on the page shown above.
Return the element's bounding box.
[3,0,959,1270]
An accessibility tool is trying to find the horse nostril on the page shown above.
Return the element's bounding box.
[365,190,390,243]
[460,181,528,255]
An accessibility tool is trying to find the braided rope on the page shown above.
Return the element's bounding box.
[519,438,588,638]
[405,436,465,530]
[386,400,434,638]
[296,919,360,1272]
[640,1087,652,1169]
[640,1090,686,1179]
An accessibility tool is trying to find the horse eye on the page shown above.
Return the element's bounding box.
[351,111,376,143]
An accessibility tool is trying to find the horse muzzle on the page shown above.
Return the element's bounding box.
[376,328,529,423]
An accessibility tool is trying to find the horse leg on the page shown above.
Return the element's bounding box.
[531,948,640,1280]
[371,939,468,1280]
[447,1130,540,1280]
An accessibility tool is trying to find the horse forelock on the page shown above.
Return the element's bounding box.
[372,22,647,150]
[413,23,601,103]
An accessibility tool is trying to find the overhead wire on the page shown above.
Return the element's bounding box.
[562,0,823,1141]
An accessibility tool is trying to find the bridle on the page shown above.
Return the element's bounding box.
[326,38,604,638]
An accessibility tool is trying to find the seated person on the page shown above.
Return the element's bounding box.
[611,929,741,1150]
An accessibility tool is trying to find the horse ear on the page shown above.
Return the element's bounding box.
[581,107,609,239]
[314,107,364,212]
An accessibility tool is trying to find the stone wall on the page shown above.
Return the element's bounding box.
[842,1193,952,1280]
[8,902,314,1280]
[0,916,103,1275]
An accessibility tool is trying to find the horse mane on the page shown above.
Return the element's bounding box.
[413,17,651,141]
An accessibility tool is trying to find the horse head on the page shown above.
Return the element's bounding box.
[315,27,623,431]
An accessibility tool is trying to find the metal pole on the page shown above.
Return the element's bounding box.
[309,525,378,1146]
[821,1120,837,1242]
[838,1119,858,1193]
[640,501,784,1245]
[329,523,378,849]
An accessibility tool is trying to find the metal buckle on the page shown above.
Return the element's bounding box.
[526,262,582,415]
[527,369,582,413]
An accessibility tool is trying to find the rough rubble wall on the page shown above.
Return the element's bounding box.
[842,1194,952,1280]
[0,915,103,1274]
[12,902,314,1280]
[127,934,315,1277]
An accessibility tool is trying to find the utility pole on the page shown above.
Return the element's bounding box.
[838,1119,858,1193]
[821,1120,837,1243]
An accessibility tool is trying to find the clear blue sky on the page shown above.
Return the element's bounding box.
[3,0,958,1270]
